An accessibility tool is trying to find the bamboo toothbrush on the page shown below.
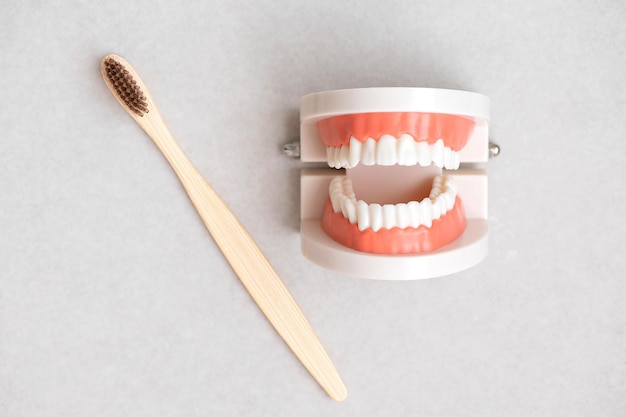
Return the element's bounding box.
[100,54,347,401]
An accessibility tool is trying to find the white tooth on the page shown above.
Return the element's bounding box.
[443,189,456,211]
[376,134,397,166]
[330,195,340,213]
[440,195,449,215]
[340,196,350,218]
[349,136,362,168]
[430,176,443,199]
[362,138,376,166]
[343,186,356,201]
[449,189,457,208]
[407,201,421,228]
[333,147,343,169]
[396,203,409,229]
[357,200,370,231]
[431,197,442,220]
[443,146,453,169]
[340,145,350,168]
[442,183,456,212]
[444,185,455,210]
[397,134,418,166]
[345,199,357,224]
[342,176,354,192]
[327,148,335,168]
[329,177,343,212]
[382,204,396,229]
[439,196,448,215]
[442,177,457,207]
[368,203,383,232]
[441,194,450,213]
[420,198,433,227]
[452,151,461,169]
[416,141,431,166]
[330,193,341,213]
[431,139,444,168]
[330,177,358,222]
[443,176,458,194]
[326,147,334,168]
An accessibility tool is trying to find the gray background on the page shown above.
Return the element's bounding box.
[1,0,625,416]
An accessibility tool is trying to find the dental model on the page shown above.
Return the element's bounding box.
[298,88,490,279]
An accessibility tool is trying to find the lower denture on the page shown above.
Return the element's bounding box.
[321,197,466,254]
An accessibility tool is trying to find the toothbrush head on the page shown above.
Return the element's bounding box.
[102,55,149,117]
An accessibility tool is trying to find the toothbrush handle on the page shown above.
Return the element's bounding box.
[144,121,347,401]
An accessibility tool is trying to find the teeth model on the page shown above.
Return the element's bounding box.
[329,175,458,232]
[318,112,474,254]
[327,136,461,170]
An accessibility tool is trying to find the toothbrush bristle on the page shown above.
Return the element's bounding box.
[103,57,149,117]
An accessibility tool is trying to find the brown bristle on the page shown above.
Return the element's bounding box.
[104,58,149,117]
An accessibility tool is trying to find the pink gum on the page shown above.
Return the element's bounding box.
[317,112,476,151]
[321,197,466,254]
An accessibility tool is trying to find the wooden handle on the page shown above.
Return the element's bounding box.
[101,55,346,401]
[154,124,346,401]
[152,122,346,401]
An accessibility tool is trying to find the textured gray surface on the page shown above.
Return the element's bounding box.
[1,1,625,415]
